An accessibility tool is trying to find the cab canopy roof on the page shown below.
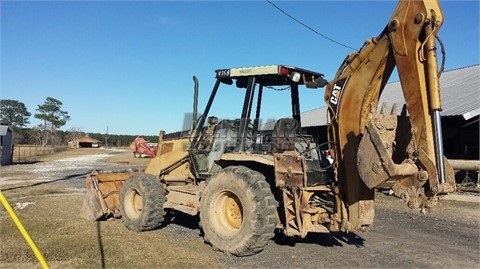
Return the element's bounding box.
[215,65,326,88]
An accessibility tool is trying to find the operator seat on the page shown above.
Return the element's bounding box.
[271,118,299,152]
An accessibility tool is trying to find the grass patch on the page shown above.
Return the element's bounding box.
[1,194,225,268]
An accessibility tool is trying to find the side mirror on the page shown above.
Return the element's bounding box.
[306,76,328,89]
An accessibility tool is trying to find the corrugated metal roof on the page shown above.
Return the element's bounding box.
[70,136,101,143]
[301,65,480,127]
[301,107,328,127]
[438,65,480,119]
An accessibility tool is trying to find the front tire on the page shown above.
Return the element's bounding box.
[120,173,166,231]
[200,166,278,256]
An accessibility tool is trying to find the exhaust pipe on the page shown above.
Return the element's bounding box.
[192,76,199,130]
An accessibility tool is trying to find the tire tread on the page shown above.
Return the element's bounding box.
[200,165,278,256]
[120,173,166,231]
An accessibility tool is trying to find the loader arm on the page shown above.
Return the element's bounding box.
[325,0,456,229]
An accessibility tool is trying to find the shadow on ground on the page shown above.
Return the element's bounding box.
[1,172,91,192]
[154,209,365,248]
[274,230,365,248]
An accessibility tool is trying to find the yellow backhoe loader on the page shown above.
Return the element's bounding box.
[80,0,456,256]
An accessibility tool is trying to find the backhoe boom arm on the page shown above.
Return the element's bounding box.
[324,0,455,230]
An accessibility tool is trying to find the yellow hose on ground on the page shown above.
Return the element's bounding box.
[0,191,50,269]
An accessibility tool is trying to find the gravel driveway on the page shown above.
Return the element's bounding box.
[0,149,143,190]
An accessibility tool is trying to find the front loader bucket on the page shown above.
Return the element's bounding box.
[79,170,141,221]
[80,188,106,221]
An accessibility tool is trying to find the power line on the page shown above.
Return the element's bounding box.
[266,0,357,51]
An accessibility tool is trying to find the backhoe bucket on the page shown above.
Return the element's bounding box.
[79,170,140,221]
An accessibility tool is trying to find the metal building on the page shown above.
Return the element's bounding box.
[68,136,102,148]
[300,65,480,160]
[0,125,13,166]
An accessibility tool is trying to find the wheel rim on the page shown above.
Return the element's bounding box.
[224,195,242,229]
[124,188,143,219]
[212,191,243,235]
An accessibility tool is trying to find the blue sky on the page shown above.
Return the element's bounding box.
[1,1,479,136]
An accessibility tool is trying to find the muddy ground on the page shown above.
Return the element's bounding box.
[0,148,479,268]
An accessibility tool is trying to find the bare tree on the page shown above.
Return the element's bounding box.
[66,127,86,142]
[31,124,52,146]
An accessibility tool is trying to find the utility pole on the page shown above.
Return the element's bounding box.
[104,126,109,148]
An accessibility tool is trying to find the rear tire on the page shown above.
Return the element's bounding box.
[120,173,166,231]
[200,166,278,256]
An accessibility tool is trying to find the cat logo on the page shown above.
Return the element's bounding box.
[328,77,348,112]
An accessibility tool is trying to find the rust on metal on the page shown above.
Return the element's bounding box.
[358,104,418,189]
[160,142,174,155]
[274,151,305,188]
[85,170,140,217]
[281,188,301,237]
[164,184,203,216]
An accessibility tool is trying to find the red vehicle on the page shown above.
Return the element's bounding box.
[128,136,157,158]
